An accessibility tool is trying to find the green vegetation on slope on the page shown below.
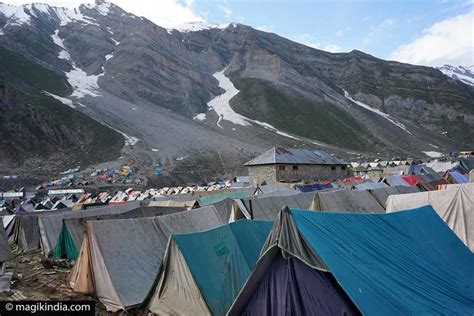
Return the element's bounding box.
[0,47,71,95]
[231,78,374,150]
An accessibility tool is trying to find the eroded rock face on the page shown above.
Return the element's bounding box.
[0,0,473,174]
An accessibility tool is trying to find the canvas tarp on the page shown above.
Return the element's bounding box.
[228,207,359,316]
[148,199,198,209]
[471,170,474,182]
[354,182,386,191]
[384,175,410,187]
[290,206,474,315]
[148,220,273,316]
[310,189,385,213]
[38,201,141,256]
[198,189,254,206]
[234,192,314,220]
[368,185,420,209]
[386,184,474,251]
[54,206,186,260]
[449,171,469,184]
[294,183,333,192]
[69,205,228,311]
[0,224,13,262]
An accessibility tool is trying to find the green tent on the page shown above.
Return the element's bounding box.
[147,220,273,316]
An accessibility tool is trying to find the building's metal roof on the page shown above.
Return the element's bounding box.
[244,147,347,166]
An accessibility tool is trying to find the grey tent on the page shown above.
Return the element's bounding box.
[368,185,420,209]
[69,205,229,311]
[0,224,13,263]
[38,201,141,256]
[310,189,385,213]
[233,192,314,220]
[54,206,186,260]
[354,182,386,191]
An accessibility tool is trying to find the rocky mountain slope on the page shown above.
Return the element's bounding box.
[438,65,474,86]
[1,1,473,182]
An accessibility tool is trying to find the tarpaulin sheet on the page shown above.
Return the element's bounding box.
[0,224,13,262]
[450,171,469,184]
[384,175,410,186]
[149,220,272,316]
[71,205,228,311]
[238,192,314,220]
[401,175,419,185]
[386,185,474,251]
[295,183,333,192]
[354,182,386,191]
[291,206,474,315]
[198,189,253,206]
[235,253,359,316]
[310,189,384,214]
[53,206,185,260]
[368,185,419,209]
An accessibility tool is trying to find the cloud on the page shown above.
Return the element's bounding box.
[2,0,205,28]
[218,4,232,18]
[390,10,474,66]
[255,25,273,32]
[363,18,395,45]
[292,34,343,53]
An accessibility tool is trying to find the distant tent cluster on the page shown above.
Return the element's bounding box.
[1,164,473,314]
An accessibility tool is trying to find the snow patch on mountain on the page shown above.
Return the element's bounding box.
[0,3,31,26]
[422,151,443,158]
[438,64,474,86]
[51,30,71,61]
[43,91,76,109]
[105,52,114,61]
[172,21,234,33]
[193,113,206,121]
[66,66,102,98]
[207,66,303,142]
[343,89,412,135]
[85,1,111,16]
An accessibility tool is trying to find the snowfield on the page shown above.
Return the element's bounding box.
[422,151,444,158]
[206,66,306,142]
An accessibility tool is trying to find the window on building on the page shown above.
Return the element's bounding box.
[341,166,346,170]
[293,166,298,170]
[278,165,285,171]
[331,166,336,170]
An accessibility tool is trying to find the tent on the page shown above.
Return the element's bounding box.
[368,185,420,208]
[254,185,297,196]
[51,200,74,210]
[53,206,186,260]
[69,205,229,311]
[0,224,13,263]
[460,159,474,172]
[310,189,384,213]
[147,220,273,315]
[384,175,410,186]
[198,189,253,206]
[294,182,333,192]
[471,170,474,183]
[38,201,142,256]
[229,206,474,315]
[386,184,474,251]
[148,199,199,209]
[354,182,386,191]
[448,171,469,184]
[233,192,314,220]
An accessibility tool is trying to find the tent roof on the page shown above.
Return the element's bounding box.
[386,184,474,251]
[244,147,347,166]
[368,185,420,208]
[291,206,474,315]
[171,220,273,315]
[310,189,385,214]
[384,175,410,186]
[198,189,253,206]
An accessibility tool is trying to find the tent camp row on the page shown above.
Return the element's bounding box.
[68,203,233,311]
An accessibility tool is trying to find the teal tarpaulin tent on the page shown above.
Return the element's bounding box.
[292,206,474,315]
[147,220,273,316]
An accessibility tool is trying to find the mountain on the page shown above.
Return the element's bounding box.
[1,1,473,183]
[438,65,474,86]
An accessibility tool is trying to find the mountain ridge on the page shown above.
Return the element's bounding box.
[1,1,473,182]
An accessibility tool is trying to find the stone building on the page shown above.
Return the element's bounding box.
[245,147,349,186]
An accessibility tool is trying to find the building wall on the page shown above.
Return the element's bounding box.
[248,165,277,186]
[248,164,350,186]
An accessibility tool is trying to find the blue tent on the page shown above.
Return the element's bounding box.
[295,183,333,192]
[292,206,474,315]
[449,171,469,184]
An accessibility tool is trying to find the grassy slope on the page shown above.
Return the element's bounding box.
[231,78,374,150]
[0,47,123,169]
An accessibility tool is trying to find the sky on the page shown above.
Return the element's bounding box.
[3,0,473,67]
